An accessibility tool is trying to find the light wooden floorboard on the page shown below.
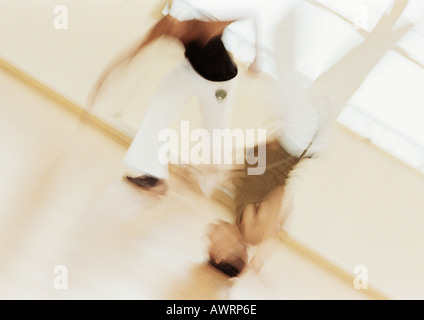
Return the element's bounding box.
[0,68,370,300]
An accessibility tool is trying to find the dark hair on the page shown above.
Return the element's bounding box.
[208,258,245,278]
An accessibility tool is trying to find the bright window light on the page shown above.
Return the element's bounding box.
[338,50,424,173]
[315,0,394,32]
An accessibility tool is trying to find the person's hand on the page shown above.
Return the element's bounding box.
[86,38,145,108]
[207,221,246,264]
[207,221,249,277]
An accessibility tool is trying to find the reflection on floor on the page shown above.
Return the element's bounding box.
[0,67,370,299]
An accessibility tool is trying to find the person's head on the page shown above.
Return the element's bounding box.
[207,221,248,277]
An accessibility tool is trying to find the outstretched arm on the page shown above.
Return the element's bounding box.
[239,185,291,246]
[86,14,180,107]
[87,13,238,107]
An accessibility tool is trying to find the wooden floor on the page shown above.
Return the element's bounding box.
[0,67,371,300]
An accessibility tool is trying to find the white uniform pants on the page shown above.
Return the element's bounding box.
[124,59,237,180]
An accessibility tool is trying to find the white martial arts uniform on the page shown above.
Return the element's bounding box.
[124,59,238,179]
[124,0,259,180]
